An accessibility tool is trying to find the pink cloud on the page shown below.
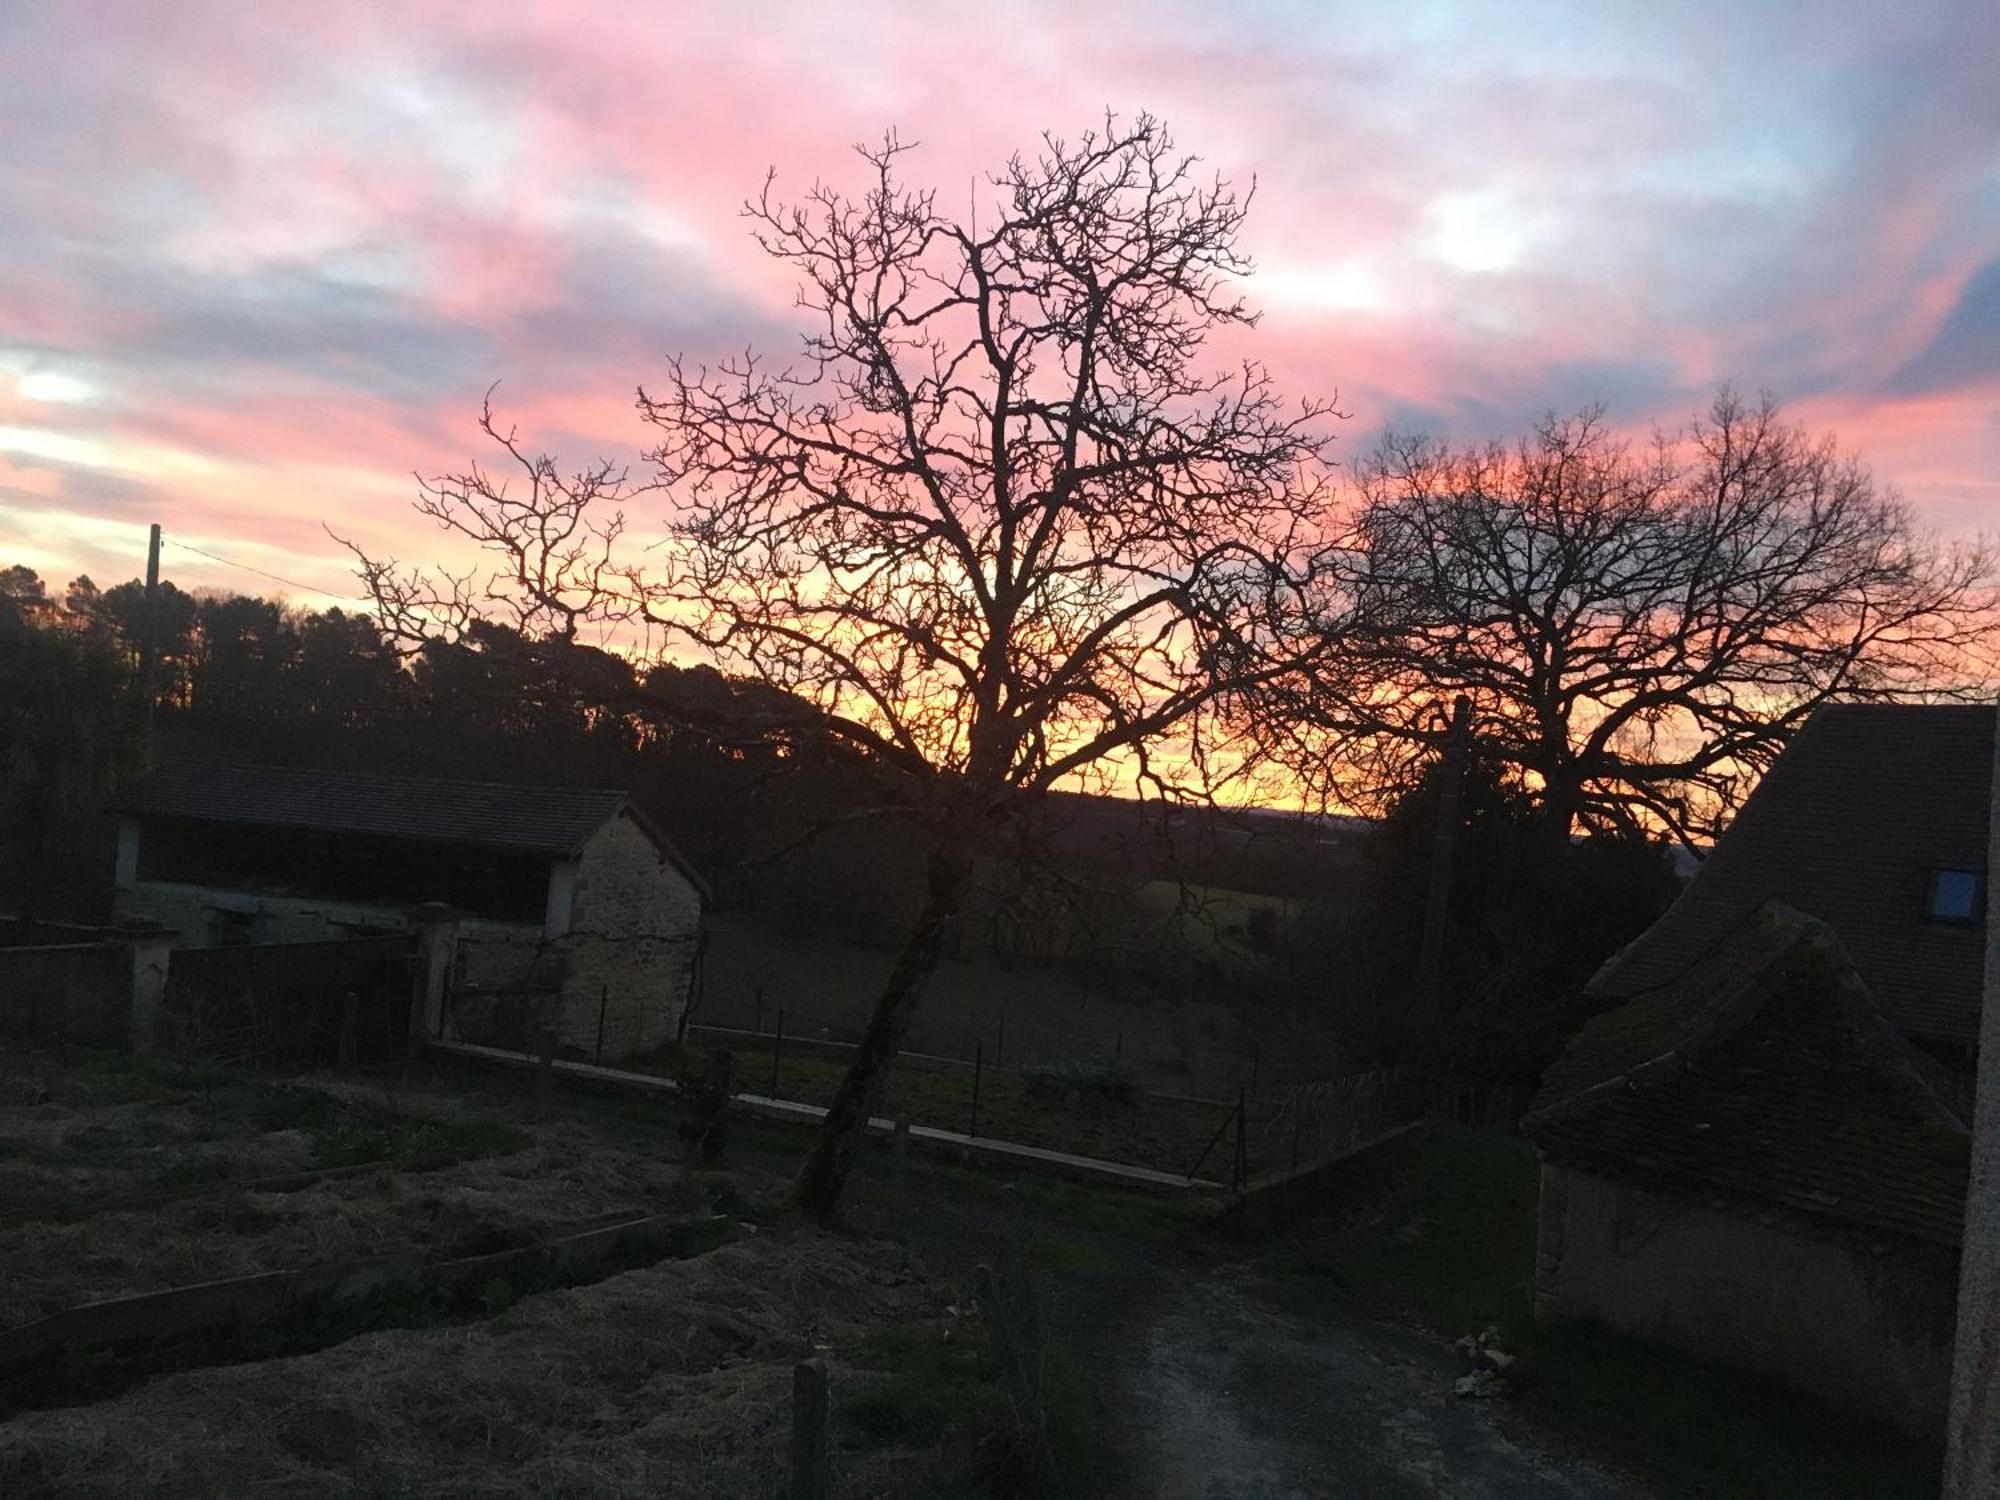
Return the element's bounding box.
[2,0,1995,610]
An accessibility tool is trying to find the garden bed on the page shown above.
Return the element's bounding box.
[0,1046,514,1220]
[0,1231,975,1497]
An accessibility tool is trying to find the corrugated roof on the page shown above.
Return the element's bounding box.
[1588,702,1992,1047]
[1527,905,1971,1248]
[119,761,633,859]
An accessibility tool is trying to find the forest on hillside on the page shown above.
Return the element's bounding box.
[1,559,1680,1083]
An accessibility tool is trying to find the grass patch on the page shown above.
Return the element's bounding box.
[927,1162,1219,1250]
[841,1324,998,1448]
[1514,1320,1938,1498]
[0,1046,528,1215]
[840,1321,1100,1498]
[1025,1238,1124,1276]
[1254,1128,1537,1334]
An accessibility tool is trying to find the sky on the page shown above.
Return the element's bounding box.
[1,0,1995,609]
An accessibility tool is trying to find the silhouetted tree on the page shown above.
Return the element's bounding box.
[1301,393,1997,844]
[0,565,52,627]
[0,603,133,932]
[1334,754,1678,1068]
[350,115,1359,1219]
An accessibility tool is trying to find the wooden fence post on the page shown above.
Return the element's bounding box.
[789,1358,832,1500]
[970,1042,983,1140]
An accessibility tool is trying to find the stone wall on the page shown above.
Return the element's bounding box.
[1537,1163,1957,1439]
[457,919,552,991]
[557,812,703,1059]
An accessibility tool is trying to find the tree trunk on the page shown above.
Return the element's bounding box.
[792,843,970,1223]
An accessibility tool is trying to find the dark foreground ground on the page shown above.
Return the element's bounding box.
[845,1165,1639,1498]
[0,1053,1939,1497]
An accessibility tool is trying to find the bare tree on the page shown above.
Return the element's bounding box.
[1297,392,1996,845]
[350,115,1355,1219]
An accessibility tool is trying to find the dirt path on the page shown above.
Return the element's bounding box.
[847,1164,1643,1499]
[1103,1267,1641,1499]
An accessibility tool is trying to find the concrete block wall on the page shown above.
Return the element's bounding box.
[558,811,703,1060]
[1537,1163,1957,1439]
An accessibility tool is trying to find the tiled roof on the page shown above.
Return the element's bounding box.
[1527,905,1971,1248]
[120,761,632,859]
[1588,702,1992,1047]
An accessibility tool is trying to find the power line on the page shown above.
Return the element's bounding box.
[162,536,371,606]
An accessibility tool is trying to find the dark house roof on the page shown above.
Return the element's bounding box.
[1588,702,1992,1048]
[1526,903,1971,1249]
[118,761,708,894]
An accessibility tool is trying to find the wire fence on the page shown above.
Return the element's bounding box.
[159,937,415,1069]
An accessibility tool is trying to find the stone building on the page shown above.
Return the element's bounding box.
[1525,902,1970,1437]
[1524,701,2000,1443]
[1585,701,1993,1080]
[112,761,707,1060]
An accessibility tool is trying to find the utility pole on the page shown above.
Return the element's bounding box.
[1415,694,1473,1021]
[137,523,161,768]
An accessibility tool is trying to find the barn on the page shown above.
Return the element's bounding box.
[111,761,708,1061]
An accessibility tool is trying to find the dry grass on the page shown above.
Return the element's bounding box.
[0,1116,701,1330]
[0,1231,964,1498]
[0,1048,513,1216]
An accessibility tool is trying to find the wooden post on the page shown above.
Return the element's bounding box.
[594,983,608,1066]
[970,1041,983,1140]
[788,1358,832,1500]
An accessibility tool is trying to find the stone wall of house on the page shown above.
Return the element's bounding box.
[1945,718,2000,1498]
[456,919,554,991]
[556,811,703,1060]
[1537,1162,1958,1439]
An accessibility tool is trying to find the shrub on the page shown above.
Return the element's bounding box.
[1019,1059,1140,1106]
